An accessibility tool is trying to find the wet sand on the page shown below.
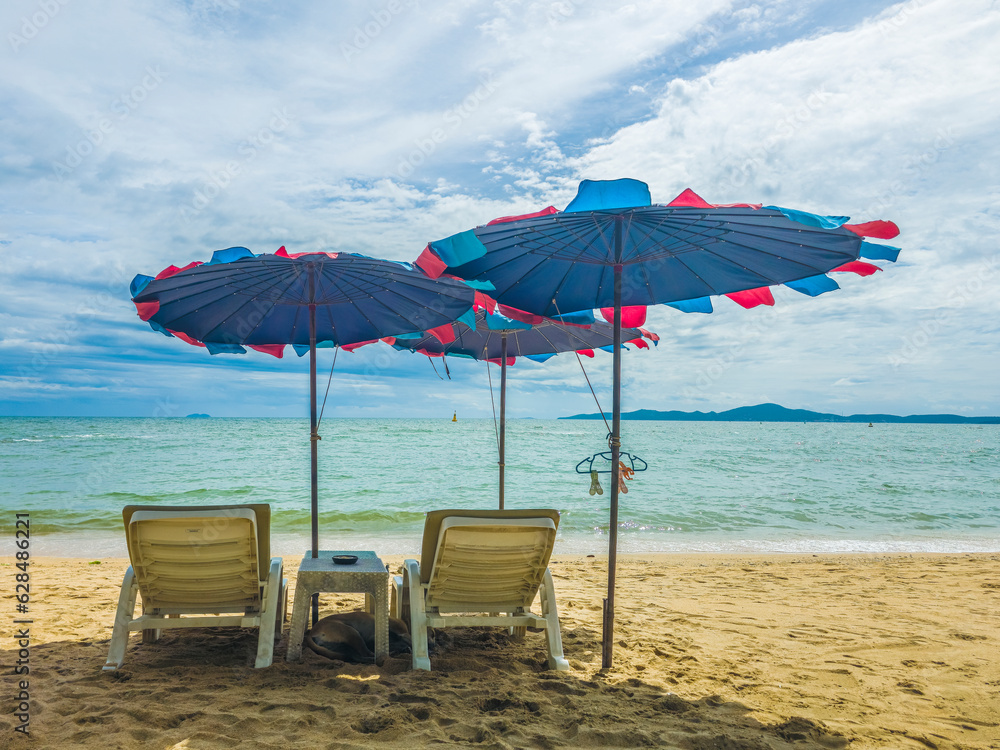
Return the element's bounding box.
[1,553,997,749]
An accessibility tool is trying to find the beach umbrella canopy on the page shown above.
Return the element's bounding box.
[416,178,902,667]
[380,300,657,508]
[130,246,477,561]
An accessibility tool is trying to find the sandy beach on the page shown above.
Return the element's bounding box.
[2,553,997,749]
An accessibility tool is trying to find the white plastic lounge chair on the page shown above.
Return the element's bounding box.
[393,508,569,671]
[103,504,287,671]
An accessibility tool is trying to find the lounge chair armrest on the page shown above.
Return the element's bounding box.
[402,559,421,613]
[103,566,140,671]
[402,559,420,588]
[540,568,569,671]
[261,557,283,602]
[254,557,284,668]
[403,559,431,670]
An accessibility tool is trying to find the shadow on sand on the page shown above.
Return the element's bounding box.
[2,624,849,749]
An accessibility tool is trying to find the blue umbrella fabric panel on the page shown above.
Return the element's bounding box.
[131,247,477,357]
[413,179,900,320]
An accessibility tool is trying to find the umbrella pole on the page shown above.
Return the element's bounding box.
[603,252,624,669]
[309,299,320,627]
[499,334,507,510]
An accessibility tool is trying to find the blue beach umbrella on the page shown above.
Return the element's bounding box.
[380,300,657,509]
[416,178,902,667]
[130,246,477,562]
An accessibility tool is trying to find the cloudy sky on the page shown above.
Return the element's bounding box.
[1,0,998,419]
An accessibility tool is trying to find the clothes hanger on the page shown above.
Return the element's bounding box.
[575,451,648,475]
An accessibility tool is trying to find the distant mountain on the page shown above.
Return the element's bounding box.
[185,413,211,418]
[561,403,1000,424]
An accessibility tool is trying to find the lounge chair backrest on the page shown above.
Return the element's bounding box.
[424,515,557,610]
[419,508,560,585]
[123,505,269,612]
[123,504,271,584]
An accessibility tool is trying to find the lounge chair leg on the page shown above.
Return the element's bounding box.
[510,610,526,640]
[104,567,139,671]
[404,559,431,670]
[540,570,569,671]
[142,613,167,644]
[141,628,160,643]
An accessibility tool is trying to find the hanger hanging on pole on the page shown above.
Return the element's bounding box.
[575,451,648,475]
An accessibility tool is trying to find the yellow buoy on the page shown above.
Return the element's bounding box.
[452,411,457,422]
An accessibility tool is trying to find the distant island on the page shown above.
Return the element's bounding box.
[185,413,211,418]
[561,403,1000,424]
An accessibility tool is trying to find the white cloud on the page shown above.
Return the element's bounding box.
[1,0,997,417]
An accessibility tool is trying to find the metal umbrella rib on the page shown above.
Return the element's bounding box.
[203,264,304,345]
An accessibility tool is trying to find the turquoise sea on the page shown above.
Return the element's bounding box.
[2,417,998,557]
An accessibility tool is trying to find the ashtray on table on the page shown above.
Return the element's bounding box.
[332,554,358,565]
